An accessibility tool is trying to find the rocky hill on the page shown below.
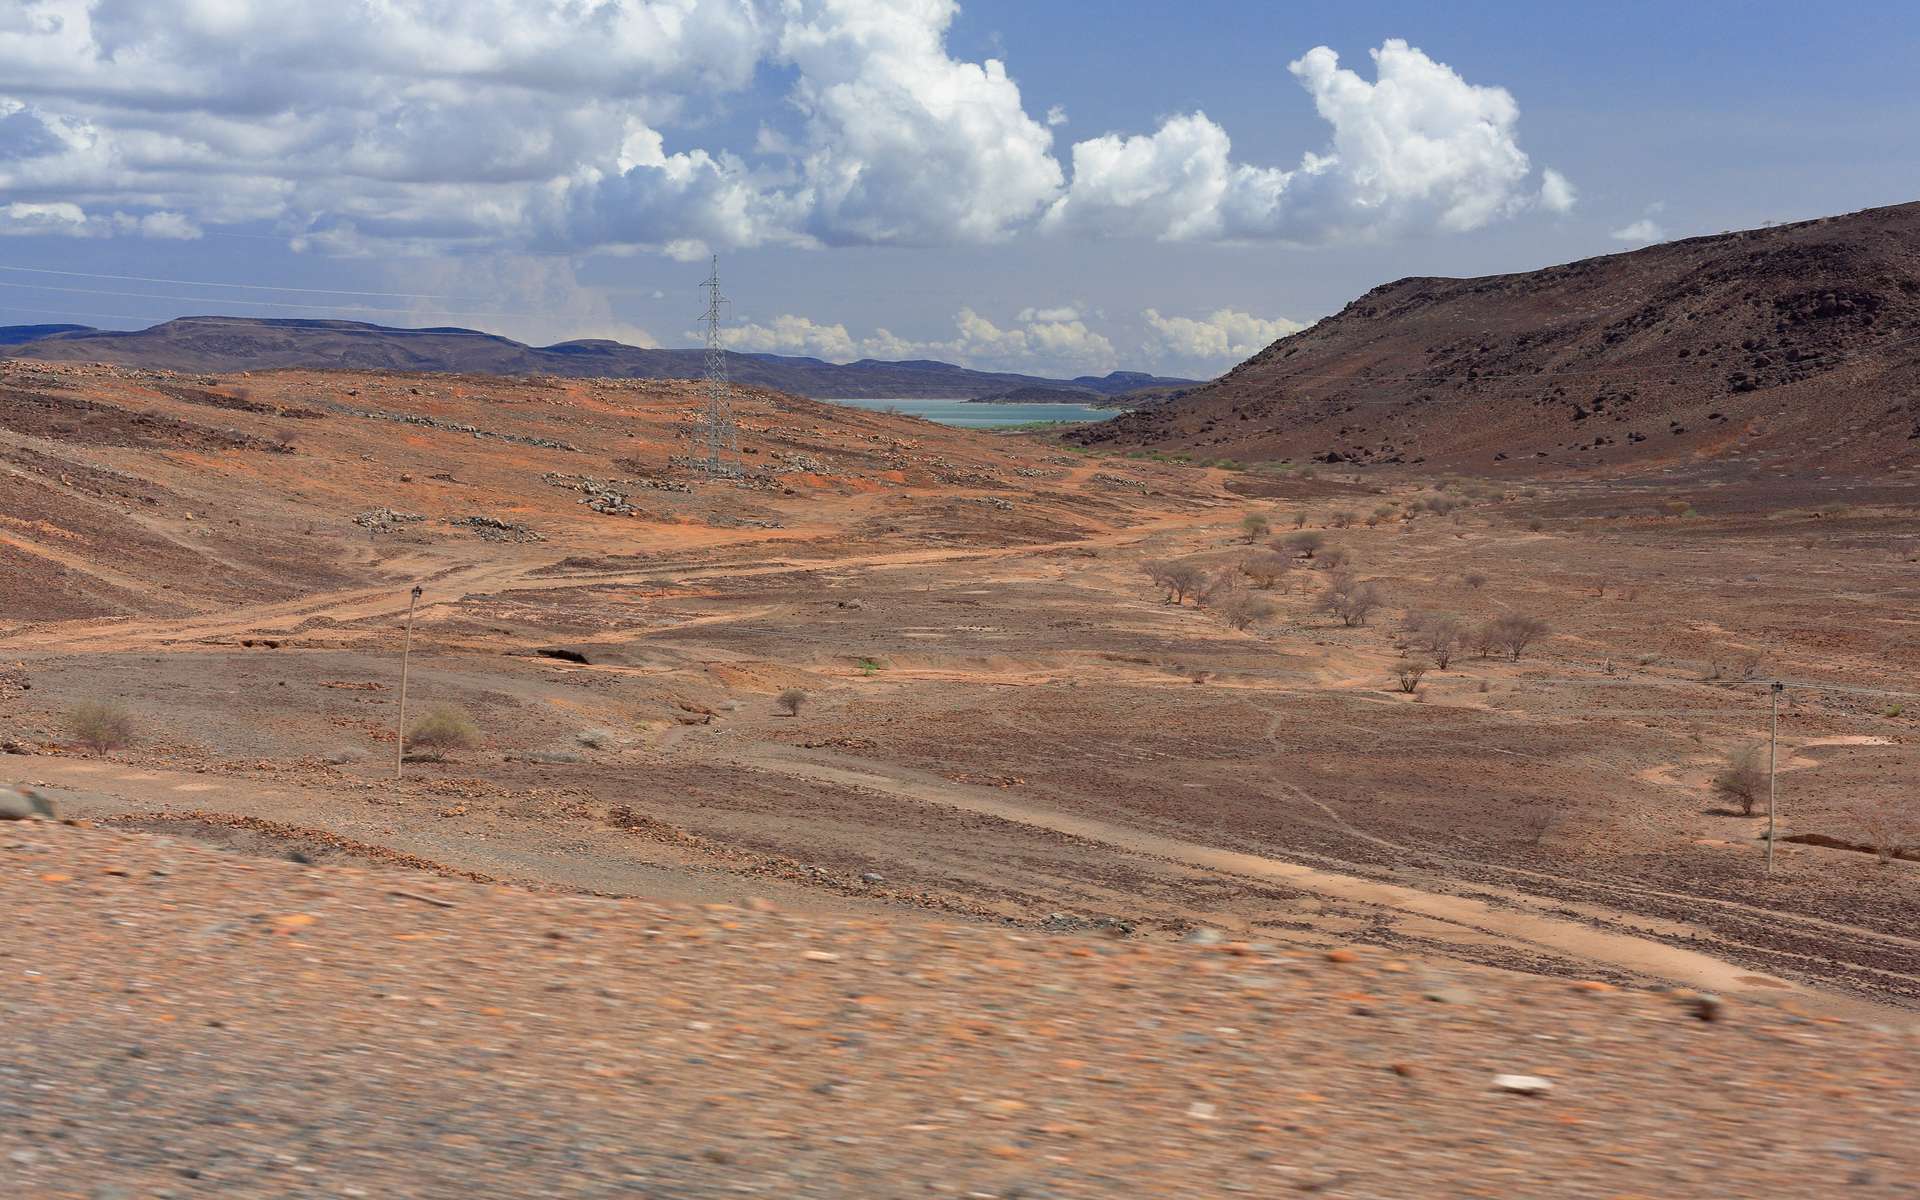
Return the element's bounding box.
[1074,201,1920,472]
[0,316,1194,400]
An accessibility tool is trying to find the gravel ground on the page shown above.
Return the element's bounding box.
[3,821,1916,1199]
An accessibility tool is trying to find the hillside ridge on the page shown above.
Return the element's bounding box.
[0,315,1195,400]
[1073,200,1920,471]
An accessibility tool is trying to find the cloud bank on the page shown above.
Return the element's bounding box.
[0,4,1569,254]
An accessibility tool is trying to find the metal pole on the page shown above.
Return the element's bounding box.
[396,584,422,781]
[1765,680,1783,875]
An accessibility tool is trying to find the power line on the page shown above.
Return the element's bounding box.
[0,263,483,301]
[1519,676,1920,701]
[0,278,538,321]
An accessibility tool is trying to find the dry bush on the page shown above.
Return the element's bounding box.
[1711,744,1767,816]
[1330,510,1356,529]
[406,705,479,758]
[1239,513,1271,542]
[1316,546,1351,572]
[1240,551,1292,589]
[1464,571,1488,589]
[1490,614,1550,661]
[1282,531,1323,558]
[1395,659,1433,693]
[1193,568,1240,610]
[1363,513,1382,528]
[1851,802,1918,864]
[777,688,808,716]
[1220,592,1277,631]
[1470,621,1500,658]
[1527,518,1545,532]
[1421,615,1465,669]
[1143,559,1208,605]
[1291,510,1310,529]
[66,700,135,755]
[1320,573,1385,627]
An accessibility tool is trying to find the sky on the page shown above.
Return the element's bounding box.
[0,0,1916,381]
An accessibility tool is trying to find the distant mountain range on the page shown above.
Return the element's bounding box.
[0,316,1196,400]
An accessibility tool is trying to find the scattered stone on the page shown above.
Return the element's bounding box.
[1492,1074,1554,1095]
[1671,990,1727,1022]
[860,871,885,885]
[1182,928,1226,946]
[0,786,55,821]
[352,508,426,535]
[449,515,544,543]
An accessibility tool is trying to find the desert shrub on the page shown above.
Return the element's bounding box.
[406,705,480,758]
[1291,510,1310,529]
[1711,744,1767,816]
[1220,591,1277,631]
[1316,547,1351,571]
[1527,518,1545,532]
[1143,559,1208,605]
[1464,572,1488,589]
[1240,551,1292,589]
[1490,614,1550,661]
[1330,510,1356,529]
[1320,574,1385,627]
[576,728,619,750]
[1239,514,1271,542]
[1282,531,1323,558]
[1470,621,1500,658]
[66,700,135,755]
[1395,659,1433,693]
[1193,568,1240,610]
[1851,802,1917,864]
[776,688,808,716]
[1421,615,1465,669]
[1661,499,1692,518]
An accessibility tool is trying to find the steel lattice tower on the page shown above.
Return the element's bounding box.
[696,254,738,476]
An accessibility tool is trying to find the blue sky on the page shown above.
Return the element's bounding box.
[0,1,1915,379]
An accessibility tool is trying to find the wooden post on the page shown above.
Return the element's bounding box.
[396,584,422,781]
[1765,681,1783,875]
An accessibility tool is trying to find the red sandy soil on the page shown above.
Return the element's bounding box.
[1,356,1917,1194]
[3,820,1915,1199]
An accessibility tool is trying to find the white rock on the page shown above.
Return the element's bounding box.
[1493,1074,1554,1095]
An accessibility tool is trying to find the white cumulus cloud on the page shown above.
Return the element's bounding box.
[711,305,1116,374]
[1047,39,1564,243]
[1144,308,1305,368]
[1539,168,1577,214]
[0,10,1563,254]
[1610,218,1666,243]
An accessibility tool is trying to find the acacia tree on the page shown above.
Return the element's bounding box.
[1220,591,1277,631]
[1239,513,1272,543]
[1320,573,1385,627]
[1422,616,1465,669]
[1396,659,1433,694]
[1490,614,1551,661]
[1143,558,1209,605]
[1711,744,1766,816]
[1240,551,1292,589]
[1281,531,1323,559]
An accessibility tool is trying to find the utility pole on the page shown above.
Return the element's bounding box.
[695,254,737,476]
[1765,680,1784,875]
[395,584,422,781]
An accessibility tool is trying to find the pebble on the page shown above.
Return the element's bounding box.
[1492,1074,1554,1095]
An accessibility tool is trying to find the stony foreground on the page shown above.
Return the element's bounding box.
[3,823,1915,1199]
